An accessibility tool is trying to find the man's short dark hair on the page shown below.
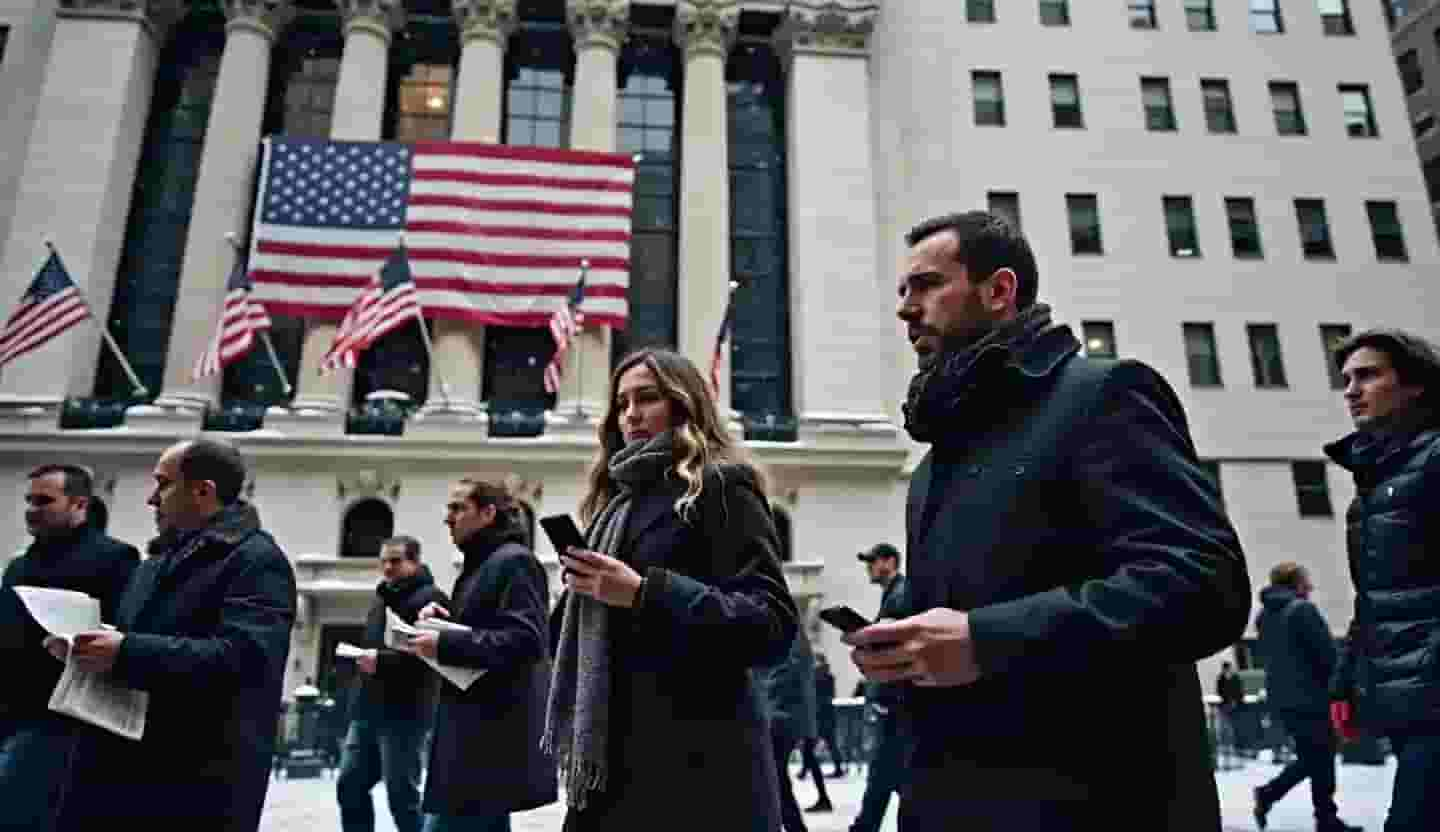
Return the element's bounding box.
[905,211,1039,311]
[1333,328,1440,409]
[176,439,247,505]
[1269,561,1308,589]
[382,535,422,561]
[28,464,94,499]
[858,542,901,567]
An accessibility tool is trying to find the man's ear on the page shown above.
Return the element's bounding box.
[983,268,1019,314]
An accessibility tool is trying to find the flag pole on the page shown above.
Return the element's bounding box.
[573,258,590,421]
[45,239,148,398]
[401,234,453,411]
[226,233,291,396]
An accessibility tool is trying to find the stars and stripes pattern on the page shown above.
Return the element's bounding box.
[247,138,635,330]
[321,245,422,372]
[0,250,90,369]
[192,252,273,380]
[709,293,735,396]
[543,267,587,394]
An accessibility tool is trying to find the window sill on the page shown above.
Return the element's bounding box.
[1189,383,1225,390]
[1303,255,1338,262]
[1232,252,1264,260]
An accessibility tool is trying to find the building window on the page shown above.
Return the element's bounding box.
[352,321,430,408]
[1164,196,1200,257]
[0,26,8,65]
[1251,0,1284,33]
[1339,84,1378,137]
[1413,112,1436,137]
[1247,323,1288,388]
[1319,323,1352,389]
[988,191,1022,232]
[1050,74,1083,128]
[1318,0,1354,35]
[1186,0,1216,30]
[340,498,394,558]
[612,35,680,362]
[1040,0,1070,25]
[1270,82,1306,135]
[1226,197,1263,258]
[1082,321,1117,358]
[972,71,1005,126]
[967,0,996,22]
[1066,194,1103,255]
[1142,77,1177,131]
[1130,0,1158,28]
[1202,79,1236,133]
[1366,200,1408,261]
[1383,1,1409,28]
[1399,50,1423,95]
[1292,460,1333,517]
[1426,157,1440,204]
[1184,323,1222,386]
[1295,198,1335,259]
[393,64,454,141]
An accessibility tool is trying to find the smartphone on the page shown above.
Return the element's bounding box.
[540,514,587,557]
[818,605,872,635]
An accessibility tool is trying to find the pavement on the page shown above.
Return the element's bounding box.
[259,754,1398,832]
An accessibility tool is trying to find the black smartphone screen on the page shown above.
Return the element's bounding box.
[540,514,586,556]
[818,605,872,634]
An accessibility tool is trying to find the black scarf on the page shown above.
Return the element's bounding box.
[902,303,1055,443]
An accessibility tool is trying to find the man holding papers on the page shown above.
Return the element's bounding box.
[1,463,138,832]
[59,439,296,832]
[402,476,555,832]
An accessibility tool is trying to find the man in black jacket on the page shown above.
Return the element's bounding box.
[1253,563,1358,831]
[759,631,820,832]
[337,535,448,832]
[59,439,296,832]
[845,212,1250,830]
[0,464,138,831]
[850,543,910,832]
[1326,329,1440,832]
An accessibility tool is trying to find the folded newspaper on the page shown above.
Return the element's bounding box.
[14,587,148,741]
[383,609,486,691]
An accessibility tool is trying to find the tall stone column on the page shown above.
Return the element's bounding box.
[288,0,405,415]
[0,0,184,409]
[674,1,736,412]
[775,2,895,442]
[150,0,296,412]
[413,0,517,424]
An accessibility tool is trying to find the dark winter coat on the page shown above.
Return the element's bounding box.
[1326,425,1440,733]
[347,564,448,724]
[901,326,1250,830]
[758,631,818,740]
[422,524,557,816]
[556,464,798,832]
[61,502,296,832]
[1,525,139,718]
[1256,586,1337,715]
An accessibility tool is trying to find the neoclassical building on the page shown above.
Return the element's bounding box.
[1,0,1438,698]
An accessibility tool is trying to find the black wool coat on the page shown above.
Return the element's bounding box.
[347,564,449,724]
[422,527,557,816]
[900,327,1250,831]
[556,464,798,832]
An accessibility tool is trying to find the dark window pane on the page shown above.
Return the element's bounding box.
[1319,0,1354,35]
[1339,84,1378,137]
[988,191,1021,232]
[1082,321,1117,358]
[1366,200,1408,261]
[1292,460,1333,517]
[1130,0,1158,28]
[1050,75,1084,128]
[1247,323,1288,388]
[1040,1,1070,26]
[1226,197,1263,258]
[1143,77,1176,131]
[1271,82,1306,135]
[1319,323,1351,389]
[1165,196,1200,256]
[1202,80,1236,133]
[973,71,1005,126]
[1067,194,1102,254]
[1184,322,1222,386]
[1186,0,1217,30]
[1295,199,1335,258]
[1400,50,1425,95]
[967,0,996,22]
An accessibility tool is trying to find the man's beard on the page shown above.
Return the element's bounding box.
[916,321,998,371]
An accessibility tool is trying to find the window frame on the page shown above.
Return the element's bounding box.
[1185,0,1217,31]
[1365,200,1409,261]
[1183,322,1223,387]
[1164,195,1201,257]
[972,70,1006,126]
[1202,79,1237,133]
[1247,322,1289,389]
[1129,0,1159,29]
[1338,84,1378,138]
[1292,460,1333,517]
[1039,0,1070,26]
[1050,73,1084,129]
[967,0,997,23]
[1225,197,1264,259]
[1319,323,1352,390]
[1295,198,1335,259]
[1251,0,1285,33]
[1081,320,1117,358]
[1270,81,1307,136]
[1066,193,1103,255]
[1142,76,1177,131]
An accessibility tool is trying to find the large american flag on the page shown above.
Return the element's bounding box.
[0,250,91,369]
[247,138,634,329]
[322,245,422,372]
[543,266,587,394]
[192,252,273,380]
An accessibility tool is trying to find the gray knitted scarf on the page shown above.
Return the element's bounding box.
[542,430,676,810]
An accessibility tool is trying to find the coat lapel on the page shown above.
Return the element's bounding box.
[620,488,678,554]
[908,450,935,550]
[117,557,164,630]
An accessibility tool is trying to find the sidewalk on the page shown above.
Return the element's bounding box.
[259,758,1396,832]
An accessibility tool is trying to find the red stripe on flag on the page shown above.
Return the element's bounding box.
[412,169,635,193]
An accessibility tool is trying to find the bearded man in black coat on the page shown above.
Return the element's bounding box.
[846,211,1251,831]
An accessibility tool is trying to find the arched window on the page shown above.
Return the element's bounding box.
[340,498,394,559]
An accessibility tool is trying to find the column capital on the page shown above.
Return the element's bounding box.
[58,0,188,42]
[452,0,517,48]
[567,0,629,54]
[673,0,737,60]
[336,0,406,46]
[774,0,878,61]
[223,0,297,42]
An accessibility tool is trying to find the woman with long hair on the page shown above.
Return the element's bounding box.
[543,348,798,831]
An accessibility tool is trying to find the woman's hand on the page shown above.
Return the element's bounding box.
[560,547,643,608]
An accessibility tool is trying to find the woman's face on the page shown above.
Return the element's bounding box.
[615,363,677,445]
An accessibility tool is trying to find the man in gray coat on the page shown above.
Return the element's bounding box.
[760,631,819,832]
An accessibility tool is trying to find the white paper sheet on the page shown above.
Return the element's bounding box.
[14,586,100,641]
[335,642,372,659]
[384,609,486,691]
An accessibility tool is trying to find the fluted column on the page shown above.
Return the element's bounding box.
[775,1,893,438]
[150,0,296,411]
[674,1,737,412]
[556,0,627,420]
[0,0,184,408]
[288,0,406,414]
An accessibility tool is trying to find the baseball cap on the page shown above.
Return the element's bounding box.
[856,543,900,563]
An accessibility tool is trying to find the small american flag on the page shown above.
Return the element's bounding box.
[192,252,273,380]
[0,250,91,369]
[543,266,588,394]
[709,293,735,396]
[322,244,422,372]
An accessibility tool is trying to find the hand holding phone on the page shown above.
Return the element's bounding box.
[540,514,587,557]
[818,605,872,635]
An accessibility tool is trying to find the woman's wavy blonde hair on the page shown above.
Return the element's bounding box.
[579,348,759,524]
